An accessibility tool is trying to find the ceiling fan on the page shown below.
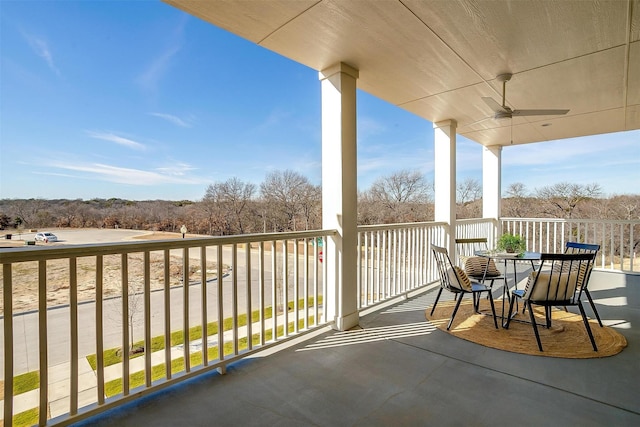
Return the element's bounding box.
[482,73,569,119]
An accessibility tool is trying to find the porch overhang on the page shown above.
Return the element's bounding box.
[164,0,640,147]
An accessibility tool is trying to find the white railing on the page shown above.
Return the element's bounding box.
[455,218,499,249]
[357,222,448,309]
[501,218,639,272]
[1,230,333,426]
[2,217,637,425]
[456,217,639,272]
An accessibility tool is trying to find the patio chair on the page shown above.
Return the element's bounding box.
[455,238,504,287]
[564,242,602,326]
[504,252,598,351]
[431,244,498,330]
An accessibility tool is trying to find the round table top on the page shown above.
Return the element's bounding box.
[474,250,541,260]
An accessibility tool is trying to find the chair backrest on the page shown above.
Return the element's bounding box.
[523,252,596,303]
[455,238,502,277]
[564,242,600,287]
[455,238,489,259]
[564,241,600,255]
[431,244,472,292]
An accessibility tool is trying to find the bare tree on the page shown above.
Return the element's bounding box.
[200,191,221,235]
[11,198,47,227]
[260,170,313,231]
[203,178,256,235]
[502,182,531,217]
[505,182,528,199]
[298,183,321,230]
[457,178,482,206]
[107,282,144,352]
[365,170,432,222]
[536,182,602,218]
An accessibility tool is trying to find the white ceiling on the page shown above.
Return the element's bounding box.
[165,0,639,147]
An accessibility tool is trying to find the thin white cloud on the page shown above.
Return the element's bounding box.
[51,162,204,185]
[86,131,146,151]
[268,109,292,126]
[500,131,640,195]
[137,45,181,92]
[149,112,191,128]
[22,31,60,75]
[155,162,197,176]
[136,16,187,92]
[358,116,387,140]
[358,157,391,173]
[504,132,639,167]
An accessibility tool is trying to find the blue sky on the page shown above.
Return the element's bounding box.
[1,1,638,201]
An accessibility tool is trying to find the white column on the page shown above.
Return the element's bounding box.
[433,120,457,255]
[319,62,359,331]
[482,145,502,219]
[483,145,502,240]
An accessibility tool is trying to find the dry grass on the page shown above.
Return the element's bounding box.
[1,232,225,314]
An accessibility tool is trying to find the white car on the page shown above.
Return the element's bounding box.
[34,232,58,243]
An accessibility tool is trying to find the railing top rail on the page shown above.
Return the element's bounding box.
[357,221,447,232]
[501,218,639,225]
[456,218,497,225]
[0,229,338,263]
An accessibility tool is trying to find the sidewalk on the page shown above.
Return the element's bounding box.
[1,312,315,421]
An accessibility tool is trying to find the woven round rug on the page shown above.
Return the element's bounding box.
[425,299,627,358]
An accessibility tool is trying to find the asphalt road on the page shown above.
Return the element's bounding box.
[2,229,318,378]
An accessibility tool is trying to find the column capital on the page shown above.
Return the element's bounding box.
[484,144,503,153]
[319,62,359,81]
[433,119,457,130]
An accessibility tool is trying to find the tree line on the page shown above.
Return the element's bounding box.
[1,169,638,236]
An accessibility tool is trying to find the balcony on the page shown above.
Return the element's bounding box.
[78,268,640,426]
[1,218,638,426]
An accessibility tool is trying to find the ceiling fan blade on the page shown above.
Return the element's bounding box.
[482,97,508,113]
[511,109,569,116]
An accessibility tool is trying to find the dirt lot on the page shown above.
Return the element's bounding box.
[1,231,222,314]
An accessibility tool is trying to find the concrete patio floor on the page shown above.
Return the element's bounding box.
[74,270,640,426]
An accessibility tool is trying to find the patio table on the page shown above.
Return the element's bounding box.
[474,250,541,326]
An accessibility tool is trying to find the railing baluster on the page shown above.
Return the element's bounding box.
[293,239,299,333]
[96,255,105,404]
[363,232,369,305]
[121,254,129,395]
[259,241,265,345]
[382,230,388,299]
[374,231,379,302]
[314,239,319,324]
[217,245,224,365]
[232,243,238,355]
[402,229,407,293]
[610,224,615,269]
[144,251,151,387]
[322,237,328,323]
[201,246,208,365]
[182,248,190,373]
[70,256,79,415]
[163,250,172,380]
[283,240,289,337]
[393,229,398,295]
[3,263,14,424]
[271,240,277,341]
[246,242,253,350]
[357,231,362,308]
[619,223,623,269]
[303,238,309,329]
[629,223,635,271]
[38,260,49,424]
